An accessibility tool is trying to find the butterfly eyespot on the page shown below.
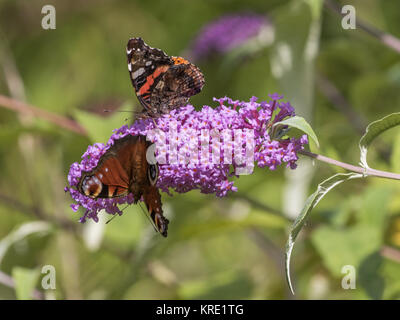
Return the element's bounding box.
[82,176,102,198]
[148,164,159,186]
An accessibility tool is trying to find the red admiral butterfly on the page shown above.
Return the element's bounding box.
[78,135,169,237]
[127,37,205,118]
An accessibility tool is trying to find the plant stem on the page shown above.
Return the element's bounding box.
[0,94,87,136]
[0,270,44,300]
[299,149,400,181]
[325,0,400,54]
[316,73,367,135]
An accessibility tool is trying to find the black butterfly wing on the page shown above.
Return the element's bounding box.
[127,38,173,112]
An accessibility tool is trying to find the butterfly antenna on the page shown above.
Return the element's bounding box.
[138,202,159,233]
[103,109,135,113]
[105,204,130,224]
[106,214,118,224]
[102,109,133,123]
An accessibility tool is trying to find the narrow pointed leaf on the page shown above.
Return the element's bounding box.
[0,222,51,267]
[274,116,319,147]
[74,103,134,143]
[359,113,400,169]
[285,172,362,294]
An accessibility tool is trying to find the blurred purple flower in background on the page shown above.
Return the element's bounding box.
[189,13,273,61]
[66,94,307,222]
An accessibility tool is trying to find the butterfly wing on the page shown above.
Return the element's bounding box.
[78,135,140,199]
[127,37,173,113]
[127,38,204,117]
[150,58,205,114]
[78,133,170,237]
[143,185,169,237]
[170,57,205,98]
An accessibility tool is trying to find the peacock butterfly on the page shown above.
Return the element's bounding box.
[77,134,169,237]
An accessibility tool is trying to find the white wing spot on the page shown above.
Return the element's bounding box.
[93,177,101,185]
[132,68,145,79]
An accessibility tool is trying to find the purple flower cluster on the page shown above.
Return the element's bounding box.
[66,94,308,222]
[189,13,271,61]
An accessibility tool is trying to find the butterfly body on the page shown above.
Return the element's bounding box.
[77,135,169,237]
[127,37,204,117]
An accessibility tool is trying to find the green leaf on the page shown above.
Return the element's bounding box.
[12,267,40,300]
[359,112,400,169]
[74,103,133,143]
[359,252,384,299]
[0,222,52,267]
[285,172,362,294]
[382,259,400,299]
[274,115,319,147]
[311,225,381,277]
[358,186,392,230]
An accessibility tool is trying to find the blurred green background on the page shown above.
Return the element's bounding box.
[1,0,400,300]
